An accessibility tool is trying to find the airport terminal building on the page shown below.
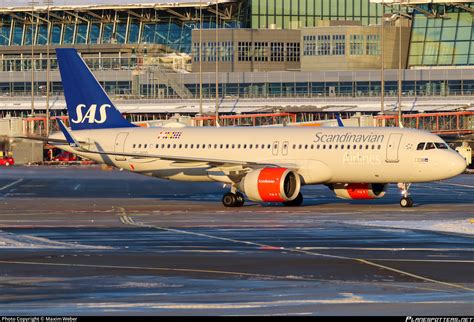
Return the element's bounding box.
[0,0,474,104]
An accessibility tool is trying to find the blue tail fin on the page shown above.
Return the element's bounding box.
[56,48,136,130]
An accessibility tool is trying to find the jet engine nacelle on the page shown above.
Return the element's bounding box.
[330,183,387,200]
[239,168,301,202]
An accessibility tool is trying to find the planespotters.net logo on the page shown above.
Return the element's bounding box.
[406,317,474,322]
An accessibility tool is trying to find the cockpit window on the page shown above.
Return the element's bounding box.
[435,142,448,149]
[425,142,436,150]
[416,143,425,150]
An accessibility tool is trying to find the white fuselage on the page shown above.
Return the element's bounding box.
[50,126,466,185]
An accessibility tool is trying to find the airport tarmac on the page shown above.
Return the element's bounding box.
[0,166,473,315]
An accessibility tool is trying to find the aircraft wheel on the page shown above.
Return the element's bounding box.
[400,197,414,208]
[283,192,303,207]
[222,192,238,207]
[235,192,245,207]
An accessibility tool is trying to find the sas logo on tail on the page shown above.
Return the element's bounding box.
[71,104,112,124]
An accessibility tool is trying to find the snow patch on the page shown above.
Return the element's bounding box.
[347,219,474,235]
[0,231,112,249]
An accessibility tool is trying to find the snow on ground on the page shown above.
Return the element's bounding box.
[0,230,112,249]
[347,219,474,236]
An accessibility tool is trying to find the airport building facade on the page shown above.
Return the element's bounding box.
[0,1,474,104]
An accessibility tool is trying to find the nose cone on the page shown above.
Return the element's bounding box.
[448,152,467,177]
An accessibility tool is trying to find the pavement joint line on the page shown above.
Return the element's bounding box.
[0,260,319,282]
[0,179,24,192]
[119,213,474,293]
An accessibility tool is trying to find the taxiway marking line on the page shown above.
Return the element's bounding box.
[0,260,317,282]
[0,179,24,192]
[117,213,474,292]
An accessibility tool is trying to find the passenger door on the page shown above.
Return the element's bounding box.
[114,132,129,161]
[386,133,402,163]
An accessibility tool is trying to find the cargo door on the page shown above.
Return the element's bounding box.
[114,132,129,161]
[386,133,402,163]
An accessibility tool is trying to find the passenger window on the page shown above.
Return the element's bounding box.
[232,144,235,149]
[298,144,302,149]
[133,144,136,148]
[220,144,223,149]
[185,144,188,148]
[426,142,436,150]
[238,144,241,149]
[417,143,425,150]
[214,144,217,149]
[371,145,375,150]
[267,144,271,149]
[167,144,171,148]
[310,144,314,149]
[317,144,320,149]
[365,145,369,149]
[249,144,253,149]
[173,144,176,148]
[179,144,182,149]
[144,144,147,148]
[323,145,326,149]
[328,145,332,149]
[161,144,165,148]
[304,144,308,149]
[190,144,194,148]
[353,145,357,149]
[377,145,381,150]
[244,144,247,149]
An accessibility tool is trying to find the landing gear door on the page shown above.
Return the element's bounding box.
[272,141,279,156]
[114,132,129,161]
[386,133,402,163]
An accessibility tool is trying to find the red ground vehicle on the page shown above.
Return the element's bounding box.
[0,156,14,166]
[53,152,78,162]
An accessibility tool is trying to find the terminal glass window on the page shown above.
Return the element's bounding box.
[332,35,346,56]
[366,34,380,55]
[317,35,331,56]
[287,42,300,62]
[409,7,474,67]
[350,34,364,55]
[271,42,285,61]
[254,42,268,61]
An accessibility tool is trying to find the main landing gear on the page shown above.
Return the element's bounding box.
[398,183,414,208]
[222,191,245,207]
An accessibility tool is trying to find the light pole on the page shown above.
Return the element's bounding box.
[397,3,403,127]
[44,0,53,137]
[215,0,219,126]
[199,0,203,116]
[28,0,39,117]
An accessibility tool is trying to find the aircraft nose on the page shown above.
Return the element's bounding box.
[449,152,467,176]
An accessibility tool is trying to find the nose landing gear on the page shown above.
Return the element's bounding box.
[398,183,414,207]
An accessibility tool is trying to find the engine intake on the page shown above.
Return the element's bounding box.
[239,168,301,202]
[330,183,387,200]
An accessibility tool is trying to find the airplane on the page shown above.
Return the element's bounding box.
[21,48,467,208]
